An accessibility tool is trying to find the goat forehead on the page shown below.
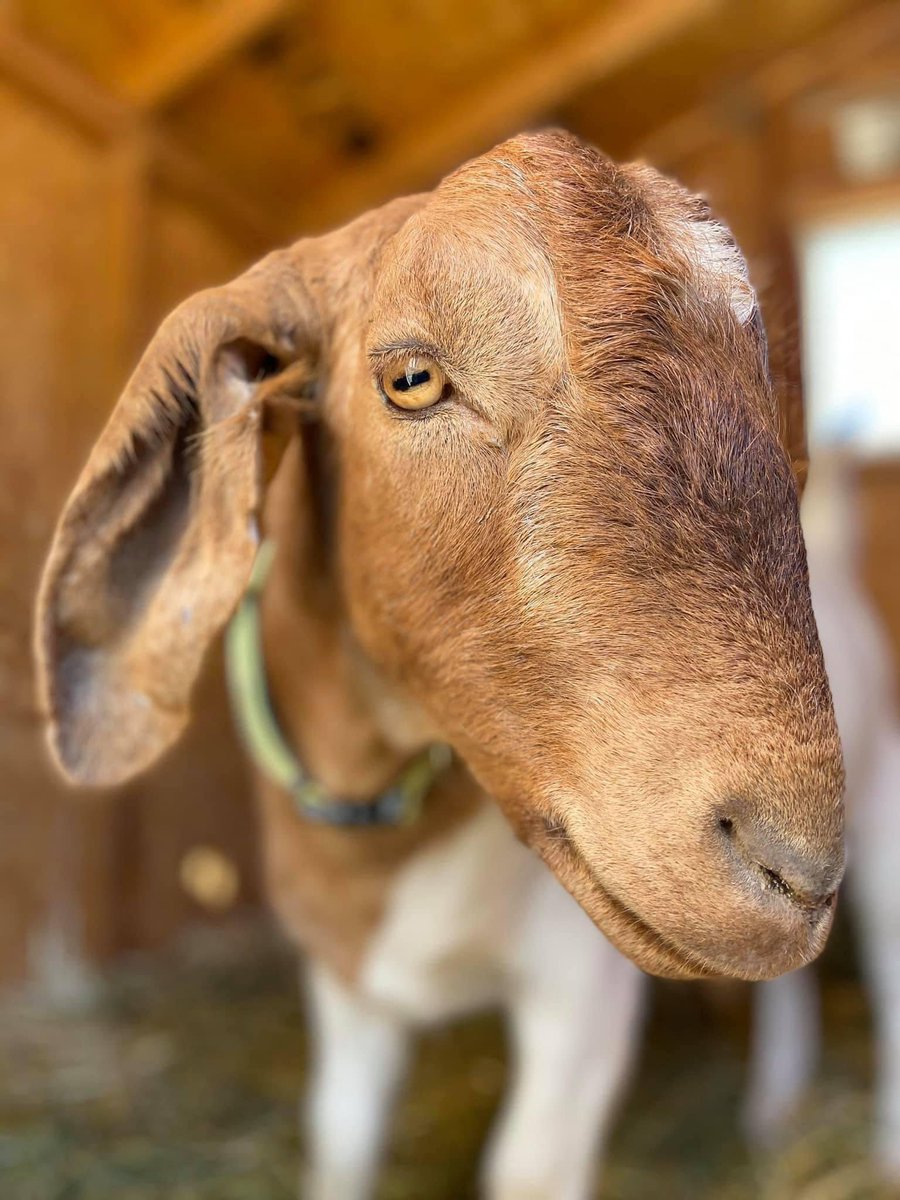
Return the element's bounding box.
[432,143,757,360]
[623,163,757,327]
[443,135,758,335]
[368,136,767,434]
[368,200,564,389]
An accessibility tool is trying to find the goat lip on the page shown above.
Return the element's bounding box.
[543,834,832,981]
[535,833,719,980]
[536,819,827,981]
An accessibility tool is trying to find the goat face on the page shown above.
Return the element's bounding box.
[36,131,844,982]
[339,133,844,980]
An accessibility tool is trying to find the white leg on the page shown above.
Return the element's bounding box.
[850,733,900,1183]
[484,877,646,1200]
[301,963,410,1200]
[864,923,900,1183]
[742,968,820,1146]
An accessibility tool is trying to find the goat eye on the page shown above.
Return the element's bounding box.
[379,357,447,411]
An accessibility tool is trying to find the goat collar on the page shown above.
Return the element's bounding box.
[224,541,451,828]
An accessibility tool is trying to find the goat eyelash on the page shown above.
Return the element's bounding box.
[368,338,446,364]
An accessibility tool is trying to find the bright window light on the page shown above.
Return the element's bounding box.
[800,211,900,455]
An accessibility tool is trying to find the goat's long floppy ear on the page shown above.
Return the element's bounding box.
[36,252,317,786]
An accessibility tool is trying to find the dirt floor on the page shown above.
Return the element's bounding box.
[1,921,897,1200]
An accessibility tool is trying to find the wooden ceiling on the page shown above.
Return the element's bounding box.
[562,0,890,155]
[7,0,897,238]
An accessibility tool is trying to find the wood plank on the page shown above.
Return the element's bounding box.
[638,1,900,167]
[757,0,900,106]
[0,19,281,245]
[150,131,278,248]
[118,0,297,113]
[861,462,900,676]
[0,18,130,139]
[0,75,121,983]
[295,0,720,230]
[761,103,808,492]
[103,134,152,387]
[789,175,900,225]
[0,61,267,982]
[561,0,870,161]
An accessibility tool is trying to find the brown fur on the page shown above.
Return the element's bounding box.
[35,131,844,983]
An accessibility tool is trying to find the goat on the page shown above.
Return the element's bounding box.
[35,131,844,1199]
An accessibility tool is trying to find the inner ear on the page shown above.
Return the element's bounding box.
[54,370,203,652]
[38,331,293,786]
[102,400,198,645]
[218,337,284,392]
[228,341,319,485]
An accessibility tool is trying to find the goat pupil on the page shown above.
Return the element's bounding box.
[394,369,430,392]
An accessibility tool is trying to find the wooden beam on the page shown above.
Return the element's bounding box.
[118,0,297,113]
[757,0,900,107]
[0,20,283,246]
[104,133,153,389]
[0,20,130,140]
[789,174,900,227]
[295,0,719,231]
[639,1,900,167]
[760,105,807,493]
[149,130,277,248]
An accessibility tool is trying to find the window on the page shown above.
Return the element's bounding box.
[800,212,900,455]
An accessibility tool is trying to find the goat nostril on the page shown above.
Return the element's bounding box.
[759,864,793,900]
[757,864,837,914]
[716,804,842,914]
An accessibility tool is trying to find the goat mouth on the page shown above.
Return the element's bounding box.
[535,813,832,981]
[536,814,718,980]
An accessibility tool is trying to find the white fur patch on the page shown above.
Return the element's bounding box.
[677,217,757,324]
[359,804,539,1024]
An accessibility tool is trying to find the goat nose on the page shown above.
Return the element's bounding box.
[717,809,844,912]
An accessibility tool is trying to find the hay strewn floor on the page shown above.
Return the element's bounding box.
[0,930,897,1200]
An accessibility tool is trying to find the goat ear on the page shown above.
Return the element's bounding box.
[36,254,317,786]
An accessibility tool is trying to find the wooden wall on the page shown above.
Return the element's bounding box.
[860,464,900,676]
[0,65,268,986]
[0,76,111,984]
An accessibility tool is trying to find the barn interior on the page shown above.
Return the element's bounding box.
[2,1,900,1196]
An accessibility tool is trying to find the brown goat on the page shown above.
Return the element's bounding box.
[36,131,844,1198]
